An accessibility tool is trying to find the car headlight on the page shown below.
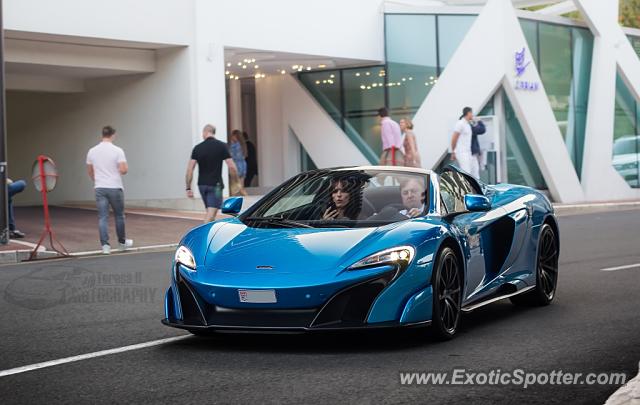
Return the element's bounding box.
[348,246,415,270]
[174,246,196,270]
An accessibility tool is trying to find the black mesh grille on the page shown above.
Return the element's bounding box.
[311,269,397,327]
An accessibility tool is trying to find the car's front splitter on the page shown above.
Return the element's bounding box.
[161,317,431,333]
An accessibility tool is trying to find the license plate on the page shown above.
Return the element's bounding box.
[238,289,277,303]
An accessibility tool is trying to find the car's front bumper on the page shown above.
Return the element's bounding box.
[163,266,432,332]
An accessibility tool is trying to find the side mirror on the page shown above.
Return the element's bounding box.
[221,197,243,215]
[464,194,491,212]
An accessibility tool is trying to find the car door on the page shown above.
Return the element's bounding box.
[439,171,505,302]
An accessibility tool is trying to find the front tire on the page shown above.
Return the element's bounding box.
[430,246,462,340]
[511,223,559,306]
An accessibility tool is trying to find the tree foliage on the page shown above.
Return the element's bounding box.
[619,0,640,28]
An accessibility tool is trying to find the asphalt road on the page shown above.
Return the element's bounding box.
[0,210,639,404]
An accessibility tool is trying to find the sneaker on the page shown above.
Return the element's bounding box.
[119,239,133,251]
[10,230,25,239]
[102,245,111,255]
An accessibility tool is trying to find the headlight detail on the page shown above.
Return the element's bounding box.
[175,245,196,270]
[348,246,415,270]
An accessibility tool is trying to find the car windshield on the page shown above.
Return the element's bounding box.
[613,137,639,156]
[241,169,430,228]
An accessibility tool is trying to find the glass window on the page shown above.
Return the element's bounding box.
[343,66,387,154]
[459,172,480,195]
[298,70,342,127]
[478,96,495,116]
[437,15,477,69]
[300,141,317,172]
[569,27,593,177]
[439,173,459,214]
[385,14,476,122]
[242,169,430,227]
[628,35,640,58]
[539,23,572,142]
[517,20,592,180]
[439,171,477,213]
[613,74,640,188]
[613,137,638,155]
[520,19,538,66]
[504,92,548,189]
[386,15,438,67]
[385,14,438,120]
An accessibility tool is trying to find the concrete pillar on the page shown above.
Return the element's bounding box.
[193,0,229,196]
[228,78,242,133]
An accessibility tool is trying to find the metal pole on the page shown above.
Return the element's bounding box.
[0,0,9,245]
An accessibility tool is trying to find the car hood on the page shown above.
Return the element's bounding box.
[204,221,386,275]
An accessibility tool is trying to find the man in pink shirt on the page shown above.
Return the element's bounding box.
[377,108,404,166]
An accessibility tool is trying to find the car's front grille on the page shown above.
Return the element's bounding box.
[174,269,397,329]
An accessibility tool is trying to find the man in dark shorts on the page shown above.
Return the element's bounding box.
[186,124,239,222]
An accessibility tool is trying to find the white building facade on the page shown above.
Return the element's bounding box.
[4,0,640,206]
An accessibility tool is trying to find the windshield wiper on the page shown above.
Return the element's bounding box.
[243,216,315,228]
[310,220,351,228]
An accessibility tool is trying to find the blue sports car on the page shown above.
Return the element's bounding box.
[162,165,559,339]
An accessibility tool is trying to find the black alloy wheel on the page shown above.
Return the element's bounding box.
[431,247,462,340]
[511,223,558,306]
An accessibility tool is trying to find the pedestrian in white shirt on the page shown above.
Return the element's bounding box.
[450,107,479,177]
[86,126,133,254]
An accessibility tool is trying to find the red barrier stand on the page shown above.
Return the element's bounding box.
[29,155,68,260]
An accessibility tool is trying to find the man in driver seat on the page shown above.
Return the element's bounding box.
[398,178,425,218]
[368,178,426,221]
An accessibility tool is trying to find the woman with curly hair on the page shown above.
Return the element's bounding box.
[322,177,363,220]
[400,118,421,168]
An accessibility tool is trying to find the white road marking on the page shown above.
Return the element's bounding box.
[600,263,640,272]
[0,335,191,378]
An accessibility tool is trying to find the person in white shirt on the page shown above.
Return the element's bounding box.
[450,106,479,177]
[86,126,133,254]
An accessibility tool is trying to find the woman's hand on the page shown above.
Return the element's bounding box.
[322,207,339,220]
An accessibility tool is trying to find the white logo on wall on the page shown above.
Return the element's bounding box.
[514,47,539,91]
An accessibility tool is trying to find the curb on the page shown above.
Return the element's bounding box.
[0,249,58,264]
[553,201,640,216]
[69,243,178,258]
[0,243,178,264]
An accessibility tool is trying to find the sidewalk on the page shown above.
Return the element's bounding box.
[3,195,264,262]
[9,205,202,259]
